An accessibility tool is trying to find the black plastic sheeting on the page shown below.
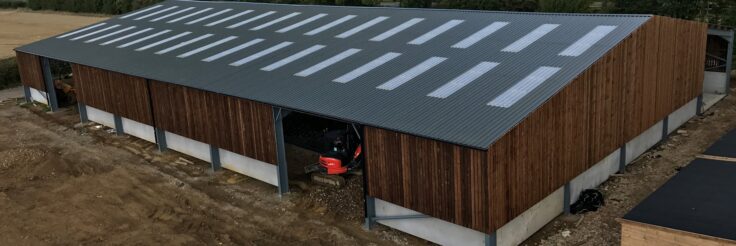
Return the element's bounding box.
[703,128,736,158]
[623,158,736,241]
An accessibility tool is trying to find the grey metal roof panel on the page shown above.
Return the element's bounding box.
[16,0,651,149]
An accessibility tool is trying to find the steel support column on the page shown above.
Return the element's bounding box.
[210,145,221,171]
[273,107,289,195]
[485,232,497,246]
[726,33,734,91]
[697,94,704,115]
[363,195,376,230]
[23,85,32,103]
[618,145,627,173]
[661,116,669,142]
[113,115,124,136]
[563,183,571,214]
[40,57,59,112]
[78,102,88,123]
[154,128,167,152]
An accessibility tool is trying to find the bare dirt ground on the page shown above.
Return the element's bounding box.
[525,89,736,246]
[0,9,106,58]
[0,99,421,245]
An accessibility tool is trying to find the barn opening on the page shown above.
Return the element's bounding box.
[48,59,76,107]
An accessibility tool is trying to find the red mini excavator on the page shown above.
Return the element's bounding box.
[304,125,363,186]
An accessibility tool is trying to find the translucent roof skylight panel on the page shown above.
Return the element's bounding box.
[501,24,559,52]
[427,62,499,98]
[120,5,162,19]
[205,10,253,27]
[178,36,238,58]
[276,13,327,33]
[185,8,233,25]
[370,18,424,42]
[135,32,192,51]
[333,52,401,83]
[261,45,326,71]
[149,7,195,22]
[295,48,362,77]
[155,34,213,55]
[226,11,276,28]
[202,38,264,62]
[230,41,293,66]
[251,12,302,31]
[487,66,561,108]
[56,23,107,39]
[85,26,137,43]
[304,15,356,36]
[167,8,213,23]
[408,20,464,45]
[452,22,509,49]
[559,25,618,57]
[70,24,121,41]
[118,29,171,48]
[376,57,447,90]
[335,16,389,38]
[101,28,153,46]
[134,6,178,21]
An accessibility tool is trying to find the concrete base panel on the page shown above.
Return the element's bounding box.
[165,131,212,163]
[667,98,697,134]
[625,121,663,165]
[703,71,728,94]
[374,198,487,246]
[702,93,726,112]
[121,118,155,143]
[570,150,620,203]
[220,149,278,186]
[496,187,564,246]
[29,87,48,105]
[86,106,115,129]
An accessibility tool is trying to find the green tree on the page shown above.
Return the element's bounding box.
[538,0,591,13]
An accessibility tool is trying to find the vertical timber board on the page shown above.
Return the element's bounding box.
[149,81,277,165]
[71,64,153,125]
[15,51,45,91]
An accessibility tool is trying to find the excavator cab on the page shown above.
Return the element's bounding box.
[305,125,363,184]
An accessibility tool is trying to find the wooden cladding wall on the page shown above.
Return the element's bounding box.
[149,81,277,164]
[15,51,45,91]
[365,17,707,234]
[72,64,153,125]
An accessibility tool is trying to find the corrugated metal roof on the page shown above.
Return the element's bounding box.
[16,0,651,149]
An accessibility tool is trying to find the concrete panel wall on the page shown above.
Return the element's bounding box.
[29,87,47,105]
[496,187,564,246]
[625,121,663,164]
[121,117,156,143]
[86,105,115,129]
[165,131,212,163]
[570,150,621,203]
[220,149,278,186]
[667,98,697,134]
[703,71,728,94]
[375,198,487,246]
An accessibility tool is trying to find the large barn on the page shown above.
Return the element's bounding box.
[15,0,730,245]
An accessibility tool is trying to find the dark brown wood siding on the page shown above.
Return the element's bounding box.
[149,81,277,164]
[71,64,153,125]
[366,16,707,234]
[15,51,45,91]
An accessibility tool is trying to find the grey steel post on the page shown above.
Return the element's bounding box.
[40,57,59,112]
[696,94,704,115]
[78,102,88,123]
[154,128,167,152]
[726,32,734,92]
[23,85,32,103]
[210,145,221,172]
[563,183,571,214]
[485,232,497,246]
[363,195,376,230]
[661,116,669,142]
[113,115,124,136]
[273,107,289,195]
[618,145,627,173]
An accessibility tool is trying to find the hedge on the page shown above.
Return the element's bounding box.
[0,57,21,90]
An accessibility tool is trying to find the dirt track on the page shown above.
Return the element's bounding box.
[0,9,105,58]
[0,100,417,245]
